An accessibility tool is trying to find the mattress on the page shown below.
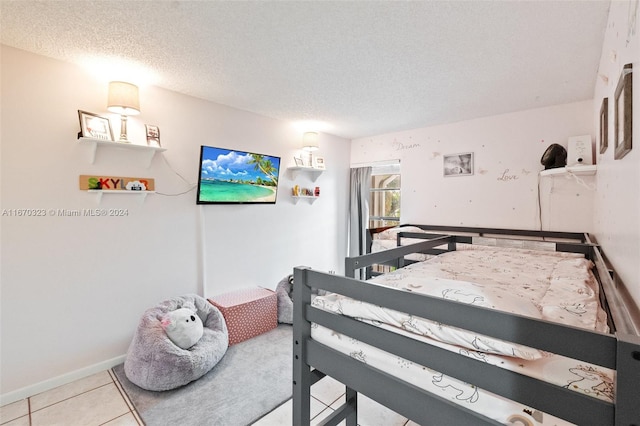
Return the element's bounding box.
[310,246,612,425]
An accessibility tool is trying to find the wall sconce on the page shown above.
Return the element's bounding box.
[302,132,319,151]
[107,81,140,143]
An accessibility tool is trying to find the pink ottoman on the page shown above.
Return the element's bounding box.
[208,287,277,345]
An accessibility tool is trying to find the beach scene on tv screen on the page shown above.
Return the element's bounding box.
[199,146,280,203]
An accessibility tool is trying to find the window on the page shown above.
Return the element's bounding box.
[369,164,400,229]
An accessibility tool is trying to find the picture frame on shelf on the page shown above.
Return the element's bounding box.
[145,124,161,147]
[77,110,113,141]
[599,98,608,154]
[294,157,304,167]
[313,156,326,170]
[443,152,474,177]
[614,63,632,160]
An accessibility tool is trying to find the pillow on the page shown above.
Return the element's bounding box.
[377,226,426,240]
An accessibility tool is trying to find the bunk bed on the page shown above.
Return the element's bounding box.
[292,226,640,426]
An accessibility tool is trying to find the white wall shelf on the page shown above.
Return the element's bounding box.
[292,195,319,204]
[86,190,155,203]
[287,166,324,182]
[79,137,166,168]
[539,165,597,177]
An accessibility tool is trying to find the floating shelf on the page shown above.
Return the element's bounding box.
[292,195,319,204]
[86,189,155,202]
[287,166,324,182]
[539,165,597,177]
[79,137,166,168]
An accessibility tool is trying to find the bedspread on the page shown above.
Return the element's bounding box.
[310,246,613,424]
[373,246,607,332]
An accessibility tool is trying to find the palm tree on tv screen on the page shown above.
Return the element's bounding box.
[248,154,278,186]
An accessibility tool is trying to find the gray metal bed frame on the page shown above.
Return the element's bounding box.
[293,226,640,426]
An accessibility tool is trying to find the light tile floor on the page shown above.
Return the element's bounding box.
[1,370,413,426]
[0,370,141,426]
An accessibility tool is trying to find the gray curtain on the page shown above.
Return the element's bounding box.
[349,167,372,279]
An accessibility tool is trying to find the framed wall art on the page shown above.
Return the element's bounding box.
[614,63,632,160]
[443,152,474,177]
[599,97,608,154]
[313,156,326,170]
[77,110,113,141]
[145,124,161,147]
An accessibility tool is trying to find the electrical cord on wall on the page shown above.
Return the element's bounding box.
[154,154,197,196]
[565,171,596,191]
[537,173,543,231]
[155,186,197,197]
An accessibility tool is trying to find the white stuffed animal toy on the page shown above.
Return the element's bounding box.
[160,305,204,350]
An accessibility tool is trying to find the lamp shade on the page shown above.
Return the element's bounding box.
[302,132,319,151]
[107,81,140,115]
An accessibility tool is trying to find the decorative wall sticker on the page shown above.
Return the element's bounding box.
[477,168,489,175]
[497,169,519,182]
[392,140,421,151]
[430,152,441,159]
[521,169,532,175]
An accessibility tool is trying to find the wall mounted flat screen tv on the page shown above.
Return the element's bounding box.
[197,145,281,204]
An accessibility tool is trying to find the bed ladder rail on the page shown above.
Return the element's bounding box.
[307,339,503,426]
[308,305,614,426]
[293,267,358,426]
[403,224,588,242]
[346,236,454,278]
[314,390,357,426]
[615,333,640,425]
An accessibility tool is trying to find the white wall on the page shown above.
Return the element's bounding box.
[351,101,595,231]
[0,45,350,402]
[592,0,640,309]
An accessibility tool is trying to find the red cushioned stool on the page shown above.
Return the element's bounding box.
[208,287,277,345]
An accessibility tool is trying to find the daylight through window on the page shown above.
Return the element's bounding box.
[369,163,400,229]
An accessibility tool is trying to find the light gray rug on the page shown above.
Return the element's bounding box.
[112,325,292,426]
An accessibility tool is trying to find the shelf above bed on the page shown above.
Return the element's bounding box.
[539,165,597,177]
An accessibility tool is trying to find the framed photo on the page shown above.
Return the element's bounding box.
[614,63,632,160]
[313,156,326,170]
[599,98,608,154]
[443,152,474,177]
[145,124,161,147]
[294,157,304,167]
[78,110,113,141]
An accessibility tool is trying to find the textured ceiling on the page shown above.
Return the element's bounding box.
[0,1,609,139]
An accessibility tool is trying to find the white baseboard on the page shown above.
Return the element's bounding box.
[0,354,126,406]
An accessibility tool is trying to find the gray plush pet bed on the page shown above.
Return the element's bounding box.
[124,294,229,391]
[275,275,294,324]
[275,274,326,324]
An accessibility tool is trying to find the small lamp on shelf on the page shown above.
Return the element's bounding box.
[302,132,319,166]
[107,81,140,143]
